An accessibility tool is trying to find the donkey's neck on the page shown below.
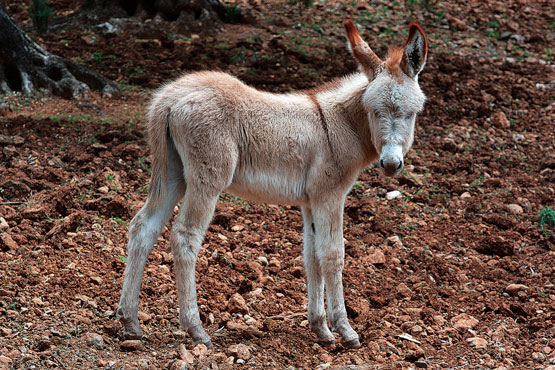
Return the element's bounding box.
[310,73,378,166]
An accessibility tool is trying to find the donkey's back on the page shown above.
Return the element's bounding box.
[149,71,363,206]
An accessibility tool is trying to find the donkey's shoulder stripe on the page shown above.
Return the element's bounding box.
[308,94,332,151]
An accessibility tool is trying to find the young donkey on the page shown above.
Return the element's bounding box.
[116,21,427,348]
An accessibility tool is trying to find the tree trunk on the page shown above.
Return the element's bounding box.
[0,2,118,99]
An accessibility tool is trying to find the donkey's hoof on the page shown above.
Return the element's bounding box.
[122,329,144,340]
[342,338,361,349]
[191,337,213,348]
[317,337,336,347]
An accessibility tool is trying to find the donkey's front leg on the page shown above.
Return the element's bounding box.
[312,200,360,348]
[302,207,334,346]
[170,189,219,347]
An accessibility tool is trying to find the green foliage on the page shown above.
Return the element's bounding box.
[297,0,315,7]
[223,4,240,23]
[538,207,555,236]
[93,51,104,63]
[29,0,53,35]
[408,0,434,11]
[488,20,500,28]
[487,20,500,38]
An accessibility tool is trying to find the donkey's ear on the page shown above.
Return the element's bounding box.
[344,20,382,78]
[401,23,428,78]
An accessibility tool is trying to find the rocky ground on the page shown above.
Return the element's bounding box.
[0,0,554,369]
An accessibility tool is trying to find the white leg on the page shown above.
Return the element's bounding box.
[302,206,334,345]
[117,176,185,339]
[170,187,219,346]
[312,200,360,348]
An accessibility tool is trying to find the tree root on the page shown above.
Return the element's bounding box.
[0,2,118,99]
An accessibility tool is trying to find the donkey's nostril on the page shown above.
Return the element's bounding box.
[379,159,385,169]
[397,161,403,170]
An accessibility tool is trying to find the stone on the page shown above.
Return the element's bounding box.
[227,293,248,314]
[0,217,8,230]
[512,133,525,142]
[269,258,281,269]
[396,283,413,298]
[446,14,466,31]
[460,192,471,199]
[386,190,401,200]
[98,186,109,194]
[138,311,151,322]
[171,359,188,370]
[178,344,194,364]
[505,283,528,296]
[506,204,523,215]
[366,248,386,265]
[120,340,143,351]
[257,256,269,265]
[467,337,487,349]
[226,320,248,331]
[0,233,18,251]
[510,34,525,43]
[191,344,208,357]
[532,352,545,361]
[415,359,428,368]
[411,325,424,335]
[491,112,510,128]
[0,134,24,145]
[0,356,11,365]
[227,343,252,360]
[452,313,479,332]
[433,315,446,326]
[85,333,104,349]
[250,288,263,299]
[386,235,403,248]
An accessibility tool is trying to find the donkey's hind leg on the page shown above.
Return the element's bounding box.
[302,207,335,346]
[116,150,185,339]
[169,185,220,346]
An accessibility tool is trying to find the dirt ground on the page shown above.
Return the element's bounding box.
[1,0,554,369]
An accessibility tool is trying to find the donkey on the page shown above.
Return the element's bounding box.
[116,20,427,348]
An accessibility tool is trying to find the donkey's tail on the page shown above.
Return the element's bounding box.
[146,99,171,211]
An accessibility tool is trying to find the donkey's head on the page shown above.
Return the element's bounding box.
[345,21,428,177]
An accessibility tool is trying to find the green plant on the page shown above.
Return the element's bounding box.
[538,207,555,236]
[297,0,315,7]
[29,0,53,35]
[223,4,240,23]
[469,176,484,187]
[488,20,500,28]
[92,51,104,63]
[350,182,364,199]
[487,20,500,39]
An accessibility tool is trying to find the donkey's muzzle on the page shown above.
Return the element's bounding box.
[379,158,403,177]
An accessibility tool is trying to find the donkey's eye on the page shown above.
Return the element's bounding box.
[405,114,413,120]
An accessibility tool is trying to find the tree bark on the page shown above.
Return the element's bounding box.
[0,2,118,99]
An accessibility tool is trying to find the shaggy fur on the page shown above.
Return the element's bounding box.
[116,20,428,348]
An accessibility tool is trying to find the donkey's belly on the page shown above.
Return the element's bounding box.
[225,168,309,206]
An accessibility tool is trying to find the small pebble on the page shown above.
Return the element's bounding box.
[386,190,401,200]
[120,339,143,351]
